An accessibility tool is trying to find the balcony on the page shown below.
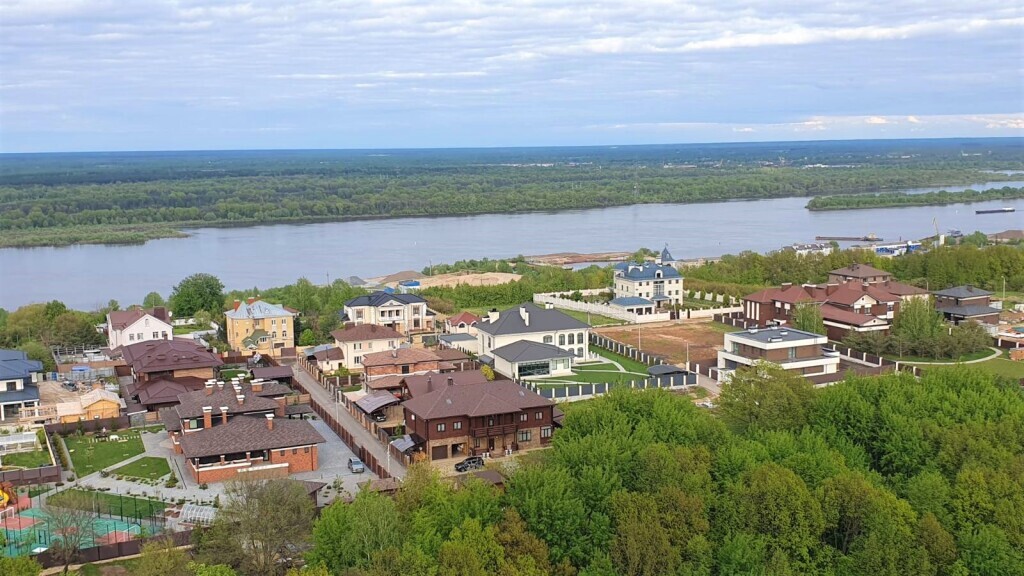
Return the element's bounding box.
[470,424,518,438]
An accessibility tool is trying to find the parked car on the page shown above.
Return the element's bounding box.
[454,456,485,473]
[347,457,365,473]
[370,410,387,423]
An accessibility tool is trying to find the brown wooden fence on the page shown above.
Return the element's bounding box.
[34,529,193,568]
[0,464,61,486]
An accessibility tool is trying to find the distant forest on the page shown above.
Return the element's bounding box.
[0,138,1021,247]
[807,186,1024,211]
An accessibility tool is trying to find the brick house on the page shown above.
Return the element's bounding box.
[162,380,321,483]
[330,324,404,371]
[224,298,297,358]
[118,340,223,383]
[360,348,444,381]
[401,378,556,461]
[717,326,839,379]
[933,285,1002,325]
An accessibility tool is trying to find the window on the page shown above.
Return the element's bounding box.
[283,331,288,337]
[788,347,797,360]
[145,318,149,326]
[272,319,277,326]
[137,332,142,340]
[488,417,494,426]
[304,447,309,453]
[567,333,575,345]
[280,450,285,456]
[517,430,532,442]
[129,333,135,341]
[541,426,553,439]
[354,356,362,365]
[355,343,362,350]
[453,421,462,430]
[292,448,297,454]
[437,423,446,432]
[368,342,373,350]
[535,411,543,420]
[543,335,553,344]
[577,332,584,344]
[410,414,415,421]
[161,331,168,338]
[520,413,527,422]
[577,347,583,357]
[402,365,410,374]
[559,334,565,346]
[152,331,159,338]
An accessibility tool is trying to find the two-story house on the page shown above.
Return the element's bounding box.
[445,312,480,335]
[827,263,892,284]
[932,285,1001,325]
[343,292,435,334]
[402,378,556,461]
[106,307,173,349]
[0,349,43,421]
[330,324,403,371]
[476,303,591,379]
[225,298,296,358]
[119,340,223,384]
[611,262,684,309]
[717,326,839,379]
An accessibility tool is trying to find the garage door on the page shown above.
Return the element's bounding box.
[431,444,448,460]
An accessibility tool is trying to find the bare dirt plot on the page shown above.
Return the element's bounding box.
[409,271,522,289]
[595,320,729,366]
[37,380,84,405]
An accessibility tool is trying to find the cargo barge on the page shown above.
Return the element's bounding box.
[975,207,1016,215]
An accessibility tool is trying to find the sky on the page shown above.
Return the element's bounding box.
[1,0,1022,153]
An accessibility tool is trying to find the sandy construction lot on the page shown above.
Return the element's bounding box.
[595,320,729,366]
[411,271,522,289]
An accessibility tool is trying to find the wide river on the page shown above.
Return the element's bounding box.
[1,181,1022,310]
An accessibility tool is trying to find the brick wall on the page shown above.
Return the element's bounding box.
[173,367,217,379]
[269,444,319,473]
[188,445,318,483]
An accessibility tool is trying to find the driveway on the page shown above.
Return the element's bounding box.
[289,417,379,502]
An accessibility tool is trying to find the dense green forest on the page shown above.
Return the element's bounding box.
[246,366,1022,576]
[806,186,1024,211]
[1,139,1020,247]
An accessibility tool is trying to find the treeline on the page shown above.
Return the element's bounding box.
[423,256,525,276]
[686,244,1024,294]
[843,298,991,359]
[0,165,1013,247]
[0,301,108,371]
[286,366,1024,576]
[807,186,1024,211]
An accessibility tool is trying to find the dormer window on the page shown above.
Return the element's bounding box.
[655,271,662,279]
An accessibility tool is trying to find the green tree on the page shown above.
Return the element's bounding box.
[0,556,42,576]
[142,291,166,308]
[891,297,944,357]
[481,365,496,381]
[792,302,825,335]
[188,563,238,576]
[170,273,226,317]
[298,329,317,346]
[718,361,816,433]
[42,491,96,575]
[437,518,504,576]
[135,537,190,576]
[309,490,402,572]
[17,341,55,372]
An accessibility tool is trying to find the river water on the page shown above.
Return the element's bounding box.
[1,181,1022,310]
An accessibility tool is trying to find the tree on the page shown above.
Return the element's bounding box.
[891,297,944,357]
[142,291,166,308]
[170,273,226,317]
[0,556,42,576]
[792,302,825,335]
[188,563,238,576]
[718,361,816,433]
[216,478,314,576]
[17,341,55,372]
[437,518,504,576]
[298,329,317,346]
[481,365,496,381]
[42,492,97,574]
[309,490,402,572]
[134,537,190,576]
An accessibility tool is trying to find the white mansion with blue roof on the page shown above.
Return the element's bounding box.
[609,246,684,313]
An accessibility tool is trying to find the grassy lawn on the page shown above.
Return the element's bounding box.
[895,348,996,364]
[926,358,1024,380]
[49,488,166,519]
[559,309,622,326]
[172,324,197,335]
[592,346,651,374]
[708,321,741,334]
[573,362,617,372]
[0,449,52,469]
[63,434,145,476]
[110,457,170,480]
[75,560,143,576]
[219,368,249,380]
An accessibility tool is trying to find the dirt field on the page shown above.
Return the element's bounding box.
[595,320,729,366]
[525,251,631,266]
[37,380,85,405]
[401,271,522,289]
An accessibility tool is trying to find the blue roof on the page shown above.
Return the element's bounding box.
[346,291,426,307]
[618,262,682,281]
[610,297,654,307]
[0,383,40,404]
[0,349,43,380]
[661,245,674,261]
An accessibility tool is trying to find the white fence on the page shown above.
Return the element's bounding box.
[533,292,670,324]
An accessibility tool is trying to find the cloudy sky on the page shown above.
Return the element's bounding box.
[1,0,1022,152]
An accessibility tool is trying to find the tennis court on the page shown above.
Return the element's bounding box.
[1,507,142,557]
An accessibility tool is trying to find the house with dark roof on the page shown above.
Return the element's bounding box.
[330,324,404,371]
[476,303,591,366]
[439,333,480,355]
[361,348,445,380]
[827,263,892,284]
[162,379,320,482]
[0,349,43,421]
[491,341,575,379]
[400,378,556,461]
[306,346,345,373]
[612,261,684,309]
[118,340,223,383]
[343,291,435,334]
[224,298,297,358]
[106,307,173,349]
[933,285,1001,325]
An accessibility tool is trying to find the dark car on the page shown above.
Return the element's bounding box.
[454,456,485,473]
[370,411,387,423]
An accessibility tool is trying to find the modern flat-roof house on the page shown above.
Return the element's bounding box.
[118,340,223,383]
[476,303,592,369]
[343,291,435,334]
[330,324,404,371]
[717,326,839,379]
[933,285,1002,325]
[225,298,297,358]
[162,380,320,483]
[106,307,173,349]
[0,349,43,421]
[827,263,892,284]
[401,378,556,461]
[611,261,684,310]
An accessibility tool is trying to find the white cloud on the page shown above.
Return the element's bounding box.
[907,116,922,124]
[865,116,891,124]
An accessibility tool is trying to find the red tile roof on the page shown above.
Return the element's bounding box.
[361,348,440,368]
[446,312,481,326]
[119,340,222,374]
[179,415,324,459]
[404,370,489,398]
[330,324,403,343]
[820,304,887,327]
[108,307,170,330]
[829,264,891,279]
[403,379,551,420]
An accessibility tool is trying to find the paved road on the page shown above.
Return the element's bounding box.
[288,363,407,479]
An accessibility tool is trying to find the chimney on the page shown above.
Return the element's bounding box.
[205,382,214,396]
[862,281,870,292]
[247,297,256,305]
[447,376,454,387]
[202,406,212,429]
[236,394,245,405]
[519,305,529,326]
[251,380,263,393]
[488,308,499,323]
[265,413,274,431]
[826,283,839,296]
[781,282,792,289]
[233,299,241,311]
[426,375,432,392]
[392,349,398,358]
[220,406,229,425]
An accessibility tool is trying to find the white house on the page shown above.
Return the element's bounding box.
[612,261,684,310]
[476,303,592,375]
[0,349,43,421]
[343,291,435,334]
[491,341,575,380]
[106,308,173,349]
[717,326,839,380]
[330,324,403,371]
